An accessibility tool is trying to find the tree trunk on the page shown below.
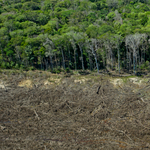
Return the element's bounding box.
[78,44,85,70]
[70,40,77,70]
[91,47,99,73]
[68,48,71,69]
[126,46,128,71]
[138,48,141,68]
[88,52,92,70]
[144,49,146,63]
[129,52,131,71]
[0,46,4,62]
[54,54,56,68]
[110,49,113,69]
[133,52,136,74]
[61,48,65,69]
[95,54,99,73]
[49,56,53,71]
[74,49,77,70]
[44,57,47,70]
[118,48,120,73]
[136,54,137,72]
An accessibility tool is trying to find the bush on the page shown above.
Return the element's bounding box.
[140,61,149,70]
[52,68,61,74]
[65,67,71,73]
[14,63,20,69]
[28,66,35,71]
[10,61,15,68]
[1,62,10,69]
[1,62,6,69]
[20,64,25,70]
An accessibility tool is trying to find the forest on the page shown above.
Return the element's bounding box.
[0,0,150,73]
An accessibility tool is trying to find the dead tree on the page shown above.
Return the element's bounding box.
[125,34,141,74]
[88,39,100,73]
[97,85,101,94]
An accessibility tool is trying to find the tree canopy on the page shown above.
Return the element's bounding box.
[1,0,150,73]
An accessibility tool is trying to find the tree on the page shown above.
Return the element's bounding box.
[0,27,9,62]
[140,33,148,64]
[106,0,118,9]
[125,33,142,74]
[102,34,116,70]
[87,38,100,73]
[52,34,66,70]
[66,31,77,70]
[43,35,55,70]
[113,34,123,73]
[86,24,99,38]
[63,33,73,69]
[1,0,150,72]
[73,32,87,70]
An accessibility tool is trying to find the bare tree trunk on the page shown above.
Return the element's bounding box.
[144,49,146,63]
[78,44,85,70]
[61,48,65,69]
[55,54,57,68]
[88,52,92,70]
[136,54,137,72]
[91,47,99,73]
[40,55,43,70]
[49,56,53,71]
[138,48,141,68]
[118,48,120,73]
[74,49,77,70]
[126,46,128,71]
[106,49,109,69]
[129,52,131,71]
[133,52,136,74]
[110,49,113,69]
[44,57,48,70]
[70,40,77,70]
[68,47,71,69]
[125,34,142,73]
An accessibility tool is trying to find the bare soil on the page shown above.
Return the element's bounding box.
[1,70,150,150]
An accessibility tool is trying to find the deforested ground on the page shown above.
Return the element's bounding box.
[1,70,150,150]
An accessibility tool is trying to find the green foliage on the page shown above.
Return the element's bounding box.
[140,61,149,70]
[14,63,20,69]
[107,11,116,21]
[86,24,99,38]
[0,0,150,72]
[22,2,40,10]
[1,61,10,69]
[52,68,61,74]
[65,67,71,73]
[15,14,27,22]
[99,25,114,35]
[28,66,35,71]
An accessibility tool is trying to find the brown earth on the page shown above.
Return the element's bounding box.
[0,70,150,150]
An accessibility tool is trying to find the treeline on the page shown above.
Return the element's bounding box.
[0,0,150,73]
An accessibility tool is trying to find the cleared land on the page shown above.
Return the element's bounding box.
[0,70,150,150]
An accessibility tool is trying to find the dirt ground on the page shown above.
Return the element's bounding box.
[1,70,150,150]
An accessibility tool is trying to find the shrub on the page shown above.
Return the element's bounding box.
[14,63,20,69]
[28,66,35,71]
[52,68,61,74]
[1,62,7,69]
[65,67,70,73]
[140,61,149,70]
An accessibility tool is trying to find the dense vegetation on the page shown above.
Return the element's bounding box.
[1,0,150,73]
